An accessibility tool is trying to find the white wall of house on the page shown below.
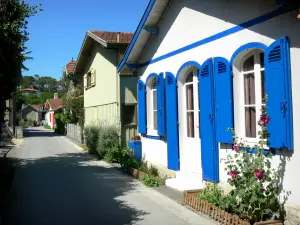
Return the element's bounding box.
[136,0,300,205]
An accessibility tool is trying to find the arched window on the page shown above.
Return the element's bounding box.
[181,69,200,138]
[235,50,265,140]
[147,77,157,133]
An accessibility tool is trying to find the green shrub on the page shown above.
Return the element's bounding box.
[54,113,66,135]
[84,125,100,155]
[120,149,140,172]
[139,161,159,177]
[96,125,120,159]
[104,142,123,163]
[44,124,51,129]
[141,174,162,187]
[198,183,236,212]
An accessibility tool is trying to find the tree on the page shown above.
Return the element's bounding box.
[0,0,41,123]
[21,76,35,88]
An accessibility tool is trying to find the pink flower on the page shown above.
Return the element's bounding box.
[254,169,264,180]
[230,170,238,179]
[254,169,260,176]
[233,145,240,152]
[258,115,270,126]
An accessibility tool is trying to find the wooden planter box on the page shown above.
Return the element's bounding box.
[182,190,282,225]
[127,167,146,180]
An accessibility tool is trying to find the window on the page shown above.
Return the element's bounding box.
[238,51,265,141]
[147,77,158,134]
[185,72,195,137]
[121,104,137,125]
[87,72,92,88]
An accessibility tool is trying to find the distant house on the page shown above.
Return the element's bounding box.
[21,88,41,97]
[44,93,63,128]
[19,104,44,125]
[74,30,138,145]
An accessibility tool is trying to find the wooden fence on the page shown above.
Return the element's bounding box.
[66,123,84,144]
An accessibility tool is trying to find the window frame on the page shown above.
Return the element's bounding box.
[86,71,92,89]
[236,50,265,145]
[146,77,158,136]
[183,69,200,139]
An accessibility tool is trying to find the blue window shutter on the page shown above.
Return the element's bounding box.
[166,72,179,170]
[265,36,293,150]
[214,57,233,143]
[138,80,147,135]
[157,73,165,136]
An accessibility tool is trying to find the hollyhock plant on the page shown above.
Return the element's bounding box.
[224,96,282,224]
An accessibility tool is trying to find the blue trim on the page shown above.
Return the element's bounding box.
[117,0,156,72]
[230,42,268,64]
[146,72,160,85]
[146,135,161,140]
[143,25,159,34]
[122,7,291,70]
[176,61,201,80]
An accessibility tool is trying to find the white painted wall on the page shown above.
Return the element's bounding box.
[137,0,300,205]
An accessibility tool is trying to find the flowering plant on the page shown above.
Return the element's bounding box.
[131,135,141,141]
[224,96,281,223]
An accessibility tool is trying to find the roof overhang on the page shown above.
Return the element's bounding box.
[117,0,170,72]
[75,31,129,74]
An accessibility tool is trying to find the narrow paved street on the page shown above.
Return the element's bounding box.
[6,127,215,225]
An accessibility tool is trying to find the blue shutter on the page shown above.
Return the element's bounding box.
[214,57,233,143]
[138,80,147,135]
[157,73,165,136]
[265,36,293,150]
[165,72,179,170]
[199,58,218,182]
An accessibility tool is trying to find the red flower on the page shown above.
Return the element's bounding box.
[254,169,264,180]
[261,188,265,193]
[257,172,264,180]
[254,169,260,176]
[258,115,270,126]
[132,137,136,141]
[233,145,240,152]
[230,170,238,179]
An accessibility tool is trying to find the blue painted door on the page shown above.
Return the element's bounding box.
[199,58,219,182]
[165,72,180,170]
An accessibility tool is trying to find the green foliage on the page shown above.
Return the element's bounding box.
[223,96,281,223]
[24,93,42,104]
[15,89,26,111]
[54,113,66,135]
[96,125,120,159]
[198,183,236,212]
[44,124,51,129]
[84,125,100,155]
[139,161,159,177]
[141,174,162,187]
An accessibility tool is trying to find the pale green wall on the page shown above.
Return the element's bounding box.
[120,76,138,104]
[84,43,118,108]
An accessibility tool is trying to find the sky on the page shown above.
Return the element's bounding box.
[23,0,149,80]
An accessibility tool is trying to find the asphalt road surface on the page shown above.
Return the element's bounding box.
[6,127,215,225]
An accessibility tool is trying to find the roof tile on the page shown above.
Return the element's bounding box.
[89,31,134,44]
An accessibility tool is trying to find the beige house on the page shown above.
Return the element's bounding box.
[74,31,138,145]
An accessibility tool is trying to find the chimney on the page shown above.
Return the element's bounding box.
[54,93,58,99]
[117,32,120,43]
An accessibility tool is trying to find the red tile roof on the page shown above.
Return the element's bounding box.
[47,98,63,111]
[89,31,134,44]
[66,57,76,73]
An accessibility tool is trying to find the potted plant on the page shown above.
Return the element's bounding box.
[129,135,142,161]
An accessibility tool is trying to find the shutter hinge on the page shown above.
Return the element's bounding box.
[280,100,287,116]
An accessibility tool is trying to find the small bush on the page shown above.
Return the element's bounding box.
[197,183,236,212]
[141,174,163,187]
[54,113,66,135]
[44,124,51,129]
[84,125,100,155]
[104,142,123,163]
[96,125,120,159]
[139,161,159,177]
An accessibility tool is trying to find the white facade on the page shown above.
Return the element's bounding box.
[120,0,300,205]
[124,0,300,206]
